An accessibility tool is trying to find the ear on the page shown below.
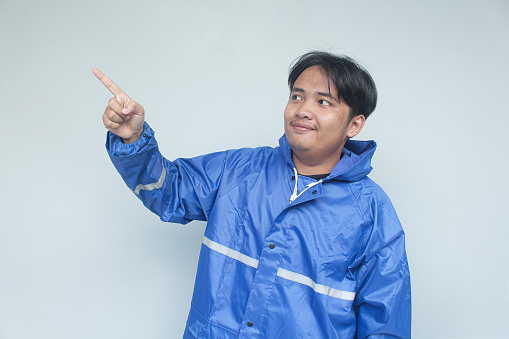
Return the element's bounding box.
[346,115,366,138]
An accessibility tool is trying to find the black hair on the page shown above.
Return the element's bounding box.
[288,51,377,120]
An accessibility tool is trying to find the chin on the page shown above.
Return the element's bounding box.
[287,138,313,153]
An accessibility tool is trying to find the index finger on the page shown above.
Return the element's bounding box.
[92,68,126,97]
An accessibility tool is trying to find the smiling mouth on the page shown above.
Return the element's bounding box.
[291,122,315,132]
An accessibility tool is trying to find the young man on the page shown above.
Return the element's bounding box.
[94,52,411,338]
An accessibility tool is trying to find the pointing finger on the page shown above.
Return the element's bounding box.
[92,68,127,98]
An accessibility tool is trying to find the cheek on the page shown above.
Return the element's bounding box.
[283,103,292,114]
[320,116,347,138]
[283,106,293,123]
[321,114,341,128]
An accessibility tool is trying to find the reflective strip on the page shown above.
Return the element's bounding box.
[133,166,166,195]
[202,237,259,269]
[277,268,356,301]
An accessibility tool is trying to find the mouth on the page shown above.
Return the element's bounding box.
[290,121,316,133]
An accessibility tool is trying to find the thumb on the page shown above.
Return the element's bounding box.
[122,100,144,116]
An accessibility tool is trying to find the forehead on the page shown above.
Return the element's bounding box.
[293,66,337,96]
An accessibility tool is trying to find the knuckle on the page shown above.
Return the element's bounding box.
[106,108,122,121]
[107,121,118,129]
[106,110,116,119]
[102,115,114,129]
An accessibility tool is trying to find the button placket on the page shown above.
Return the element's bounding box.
[239,212,296,338]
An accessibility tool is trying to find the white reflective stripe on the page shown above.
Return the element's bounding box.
[133,166,166,195]
[277,268,356,301]
[202,237,259,269]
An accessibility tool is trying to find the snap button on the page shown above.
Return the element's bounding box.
[291,176,295,180]
[312,190,317,194]
[247,321,253,327]
[269,243,275,249]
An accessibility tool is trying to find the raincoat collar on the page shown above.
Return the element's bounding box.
[278,134,376,182]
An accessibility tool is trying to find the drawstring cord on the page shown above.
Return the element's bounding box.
[290,167,299,203]
[289,167,323,203]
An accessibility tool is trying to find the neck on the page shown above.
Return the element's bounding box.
[291,147,344,176]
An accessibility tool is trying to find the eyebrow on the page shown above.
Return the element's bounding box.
[292,87,339,102]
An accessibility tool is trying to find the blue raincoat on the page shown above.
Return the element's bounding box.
[107,123,411,338]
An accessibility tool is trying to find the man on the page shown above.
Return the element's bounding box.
[94,51,411,338]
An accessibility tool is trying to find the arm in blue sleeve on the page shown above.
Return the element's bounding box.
[106,122,227,224]
[354,200,412,339]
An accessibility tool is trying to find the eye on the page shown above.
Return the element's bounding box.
[291,94,303,101]
[318,99,332,106]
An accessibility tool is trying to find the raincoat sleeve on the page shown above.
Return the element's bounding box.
[353,197,411,339]
[106,122,227,224]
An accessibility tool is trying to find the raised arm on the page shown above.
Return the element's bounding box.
[93,68,145,143]
[93,68,230,224]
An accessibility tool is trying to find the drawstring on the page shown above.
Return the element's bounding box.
[290,167,299,203]
[289,167,323,203]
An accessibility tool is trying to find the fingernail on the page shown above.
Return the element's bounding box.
[122,108,128,114]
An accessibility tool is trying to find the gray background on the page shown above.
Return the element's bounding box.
[1,0,508,338]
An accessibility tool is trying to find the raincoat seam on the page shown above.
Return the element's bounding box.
[215,148,271,202]
[348,181,370,253]
[204,236,250,324]
[215,150,263,201]
[177,160,220,198]
[226,193,251,263]
[190,306,239,335]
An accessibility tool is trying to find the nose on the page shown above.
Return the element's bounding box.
[295,100,313,119]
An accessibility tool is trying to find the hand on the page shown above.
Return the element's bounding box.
[93,68,145,143]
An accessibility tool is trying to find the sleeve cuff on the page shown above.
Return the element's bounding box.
[106,122,154,156]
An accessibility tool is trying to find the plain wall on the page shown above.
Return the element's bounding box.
[1,0,508,338]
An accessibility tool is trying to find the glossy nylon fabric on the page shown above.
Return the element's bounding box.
[107,123,411,338]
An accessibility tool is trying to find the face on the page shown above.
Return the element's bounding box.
[284,66,364,166]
